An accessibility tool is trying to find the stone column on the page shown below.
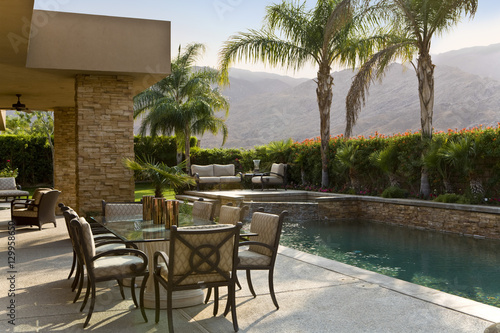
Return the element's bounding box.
[75,74,135,215]
[54,107,77,209]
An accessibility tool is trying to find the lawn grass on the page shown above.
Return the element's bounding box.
[134,182,176,201]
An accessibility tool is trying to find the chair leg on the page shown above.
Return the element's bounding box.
[131,277,138,308]
[71,264,80,291]
[154,275,161,324]
[67,251,76,279]
[204,287,212,304]
[140,273,149,322]
[229,283,239,332]
[73,268,85,303]
[268,269,279,309]
[213,287,219,316]
[167,290,174,333]
[246,270,256,298]
[83,281,97,328]
[235,273,242,290]
[80,278,91,312]
[117,279,125,300]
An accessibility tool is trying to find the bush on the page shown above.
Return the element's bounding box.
[433,193,467,203]
[381,186,408,198]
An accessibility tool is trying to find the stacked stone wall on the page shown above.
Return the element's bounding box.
[75,74,135,214]
[318,197,500,239]
[54,108,77,209]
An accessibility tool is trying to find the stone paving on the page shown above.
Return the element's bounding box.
[0,202,499,332]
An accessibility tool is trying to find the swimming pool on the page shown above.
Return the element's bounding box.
[279,219,500,307]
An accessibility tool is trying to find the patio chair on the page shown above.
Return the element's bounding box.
[11,189,61,230]
[251,163,287,190]
[218,204,249,225]
[61,207,126,301]
[192,200,214,221]
[101,199,143,222]
[70,217,149,328]
[226,210,288,312]
[153,223,242,333]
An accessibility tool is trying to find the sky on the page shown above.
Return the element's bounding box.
[34,0,500,79]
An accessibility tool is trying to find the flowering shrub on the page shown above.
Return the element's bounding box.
[0,160,18,178]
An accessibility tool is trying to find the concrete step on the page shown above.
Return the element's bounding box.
[175,194,217,204]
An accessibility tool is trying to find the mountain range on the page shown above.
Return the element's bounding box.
[188,43,500,149]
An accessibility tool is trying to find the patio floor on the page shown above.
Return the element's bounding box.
[0,201,499,332]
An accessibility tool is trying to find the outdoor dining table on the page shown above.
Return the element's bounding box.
[92,213,256,309]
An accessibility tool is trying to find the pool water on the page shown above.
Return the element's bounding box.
[280,219,500,307]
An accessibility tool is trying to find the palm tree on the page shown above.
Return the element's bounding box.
[335,142,361,190]
[123,158,195,197]
[218,0,377,188]
[134,43,229,172]
[345,0,478,196]
[369,142,400,187]
[439,136,483,197]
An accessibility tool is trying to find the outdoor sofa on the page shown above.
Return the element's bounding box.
[0,177,29,200]
[191,164,242,190]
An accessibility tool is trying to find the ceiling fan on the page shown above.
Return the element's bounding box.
[0,94,31,112]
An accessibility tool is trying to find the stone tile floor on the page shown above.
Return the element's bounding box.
[0,201,498,332]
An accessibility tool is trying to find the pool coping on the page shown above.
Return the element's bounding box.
[278,245,500,323]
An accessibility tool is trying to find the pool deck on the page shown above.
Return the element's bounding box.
[1,199,499,332]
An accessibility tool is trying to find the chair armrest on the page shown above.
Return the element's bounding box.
[193,172,200,180]
[153,250,170,273]
[92,248,148,266]
[238,241,275,252]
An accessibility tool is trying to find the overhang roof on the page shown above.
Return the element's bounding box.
[0,1,171,111]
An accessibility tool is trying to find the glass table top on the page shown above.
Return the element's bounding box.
[91,213,215,242]
[91,213,255,243]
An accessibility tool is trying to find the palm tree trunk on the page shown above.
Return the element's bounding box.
[184,126,191,175]
[417,52,435,198]
[316,64,333,188]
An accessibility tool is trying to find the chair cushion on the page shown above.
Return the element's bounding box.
[158,262,230,285]
[249,212,279,257]
[79,217,97,258]
[11,208,38,217]
[219,206,241,225]
[251,176,282,184]
[213,164,234,177]
[94,255,145,279]
[238,249,272,266]
[192,201,213,221]
[105,203,143,222]
[192,165,214,177]
[270,163,285,176]
[96,243,127,253]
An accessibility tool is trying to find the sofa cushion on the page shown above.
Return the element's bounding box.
[220,176,241,183]
[198,177,220,184]
[213,164,234,177]
[0,177,17,190]
[192,165,214,177]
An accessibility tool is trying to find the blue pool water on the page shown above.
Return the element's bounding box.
[279,219,500,307]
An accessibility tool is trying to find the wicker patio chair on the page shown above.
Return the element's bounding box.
[101,199,143,222]
[192,200,214,221]
[11,189,61,230]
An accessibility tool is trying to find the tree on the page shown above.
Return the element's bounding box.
[5,111,55,185]
[218,0,377,188]
[345,0,478,196]
[134,43,229,172]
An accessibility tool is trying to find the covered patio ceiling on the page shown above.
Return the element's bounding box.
[0,0,170,113]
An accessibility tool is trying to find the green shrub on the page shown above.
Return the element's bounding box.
[433,193,465,203]
[381,186,408,198]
